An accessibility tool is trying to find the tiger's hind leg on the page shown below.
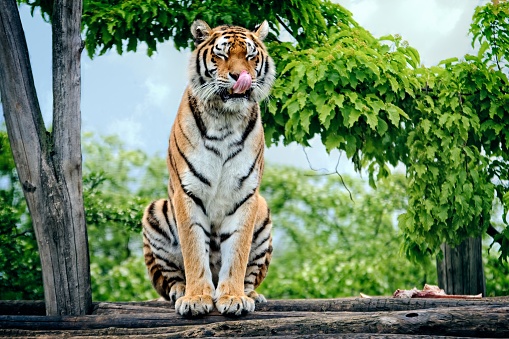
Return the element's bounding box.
[142,199,186,302]
[244,195,273,303]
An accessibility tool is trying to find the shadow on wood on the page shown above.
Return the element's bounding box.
[1,298,508,337]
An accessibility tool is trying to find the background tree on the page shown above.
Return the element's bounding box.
[258,166,437,298]
[0,0,91,315]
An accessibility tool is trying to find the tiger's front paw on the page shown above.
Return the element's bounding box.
[175,294,214,317]
[215,295,255,316]
[246,290,267,303]
[169,282,185,302]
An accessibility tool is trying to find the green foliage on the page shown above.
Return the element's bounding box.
[399,1,509,260]
[0,130,43,300]
[91,256,157,301]
[82,133,165,301]
[265,30,418,186]
[470,1,509,70]
[485,247,509,296]
[258,167,436,298]
[20,0,335,56]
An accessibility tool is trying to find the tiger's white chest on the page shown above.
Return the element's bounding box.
[179,108,262,225]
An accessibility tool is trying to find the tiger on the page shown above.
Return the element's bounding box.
[141,19,275,317]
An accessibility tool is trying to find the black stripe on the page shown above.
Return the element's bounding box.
[164,260,182,272]
[178,119,194,148]
[195,47,201,75]
[192,222,211,238]
[174,133,211,186]
[188,94,232,142]
[169,148,207,215]
[152,269,162,284]
[257,54,265,77]
[189,94,208,137]
[203,48,212,78]
[224,147,242,164]
[247,262,265,268]
[220,231,236,243]
[237,144,263,188]
[153,252,181,271]
[251,249,268,262]
[144,253,155,266]
[264,55,270,75]
[168,199,179,246]
[210,239,220,251]
[234,106,258,147]
[205,144,221,157]
[206,129,232,141]
[168,150,178,174]
[162,200,178,244]
[167,275,185,291]
[252,234,271,252]
[183,188,207,215]
[161,267,180,273]
[146,202,171,240]
[252,215,270,241]
[227,190,255,216]
[147,238,171,254]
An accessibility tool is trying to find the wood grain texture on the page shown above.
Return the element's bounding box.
[0,0,91,316]
[0,299,508,337]
[437,237,486,296]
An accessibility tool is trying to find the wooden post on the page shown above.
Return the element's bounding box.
[0,0,91,315]
[437,236,486,296]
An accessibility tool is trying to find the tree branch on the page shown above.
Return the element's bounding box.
[487,224,504,247]
[275,14,294,39]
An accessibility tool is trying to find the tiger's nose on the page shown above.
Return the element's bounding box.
[229,72,239,80]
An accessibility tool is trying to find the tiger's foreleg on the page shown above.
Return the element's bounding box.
[214,193,261,316]
[172,190,215,317]
[244,194,273,303]
[142,199,186,302]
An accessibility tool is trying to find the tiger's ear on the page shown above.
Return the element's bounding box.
[253,20,269,41]
[191,20,212,46]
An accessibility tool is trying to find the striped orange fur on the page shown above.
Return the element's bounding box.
[142,20,275,317]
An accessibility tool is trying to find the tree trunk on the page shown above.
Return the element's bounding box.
[437,236,486,296]
[0,0,91,316]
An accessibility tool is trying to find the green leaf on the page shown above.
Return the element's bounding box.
[386,104,407,126]
[421,119,431,134]
[438,57,459,66]
[364,111,378,130]
[346,108,362,127]
[377,118,388,135]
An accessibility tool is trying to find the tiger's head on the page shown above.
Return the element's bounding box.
[188,20,275,112]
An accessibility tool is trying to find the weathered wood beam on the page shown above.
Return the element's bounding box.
[2,298,508,316]
[0,305,507,337]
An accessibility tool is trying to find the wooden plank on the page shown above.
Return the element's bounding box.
[0,330,472,339]
[3,297,509,316]
[95,297,509,314]
[0,306,507,337]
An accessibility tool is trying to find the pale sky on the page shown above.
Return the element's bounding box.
[1,0,488,174]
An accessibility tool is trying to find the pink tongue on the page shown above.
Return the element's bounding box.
[232,70,252,94]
